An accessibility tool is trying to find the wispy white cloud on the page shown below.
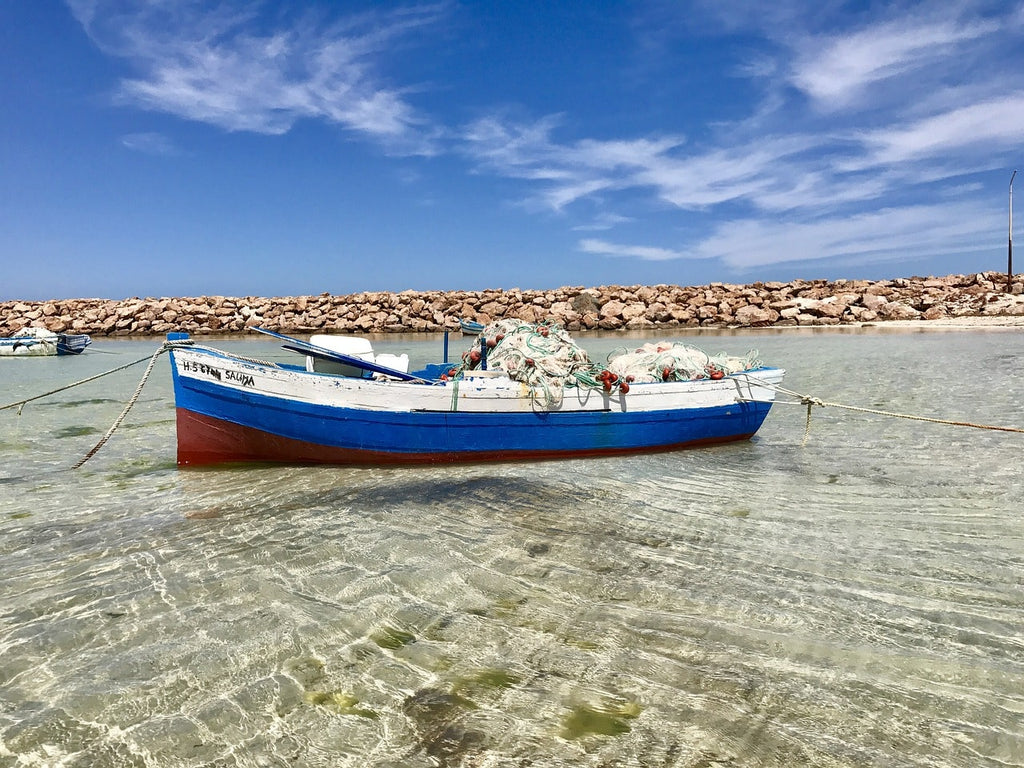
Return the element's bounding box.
[790,16,997,110]
[120,132,180,155]
[462,115,688,210]
[67,0,445,151]
[581,200,1004,273]
[854,93,1024,167]
[694,201,1005,271]
[572,213,635,232]
[463,116,877,216]
[580,239,695,262]
[630,137,828,210]
[463,117,683,175]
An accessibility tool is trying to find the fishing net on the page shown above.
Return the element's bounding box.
[605,342,762,383]
[453,320,762,405]
[454,320,597,406]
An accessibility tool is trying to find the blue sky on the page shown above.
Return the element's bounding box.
[2,1,1022,300]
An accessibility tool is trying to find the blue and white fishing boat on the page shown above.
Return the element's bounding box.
[0,328,92,356]
[166,322,784,466]
[459,318,485,335]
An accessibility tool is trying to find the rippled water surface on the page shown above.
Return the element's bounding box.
[1,328,1022,767]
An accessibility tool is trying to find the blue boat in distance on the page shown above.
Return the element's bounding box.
[459,318,485,335]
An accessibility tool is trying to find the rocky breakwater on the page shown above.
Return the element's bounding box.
[2,272,1023,338]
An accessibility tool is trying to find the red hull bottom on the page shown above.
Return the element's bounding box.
[176,408,755,467]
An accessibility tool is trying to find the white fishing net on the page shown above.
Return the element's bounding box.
[605,342,761,383]
[454,321,762,405]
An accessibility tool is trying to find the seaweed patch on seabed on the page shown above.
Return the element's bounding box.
[371,625,417,650]
[304,690,379,719]
[560,697,642,740]
[54,398,121,408]
[401,686,487,766]
[53,425,101,438]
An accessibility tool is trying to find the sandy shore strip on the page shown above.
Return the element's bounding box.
[858,315,1024,330]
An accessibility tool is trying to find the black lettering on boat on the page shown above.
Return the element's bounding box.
[182,360,224,380]
[226,370,255,387]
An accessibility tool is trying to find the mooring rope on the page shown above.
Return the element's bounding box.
[71,339,282,469]
[3,338,282,469]
[738,375,1024,446]
[1,353,160,415]
[70,344,171,469]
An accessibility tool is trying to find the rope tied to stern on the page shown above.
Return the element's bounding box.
[736,376,1024,446]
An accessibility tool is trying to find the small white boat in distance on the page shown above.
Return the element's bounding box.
[0,327,92,356]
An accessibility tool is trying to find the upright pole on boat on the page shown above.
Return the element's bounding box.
[1009,169,1017,294]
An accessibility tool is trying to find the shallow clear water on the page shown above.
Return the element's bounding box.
[1,328,1022,767]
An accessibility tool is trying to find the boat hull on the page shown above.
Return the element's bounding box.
[170,345,783,466]
[0,338,58,356]
[0,333,91,356]
[56,334,92,355]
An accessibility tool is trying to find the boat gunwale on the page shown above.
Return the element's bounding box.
[169,343,785,414]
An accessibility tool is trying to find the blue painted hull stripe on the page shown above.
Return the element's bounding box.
[172,370,773,456]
